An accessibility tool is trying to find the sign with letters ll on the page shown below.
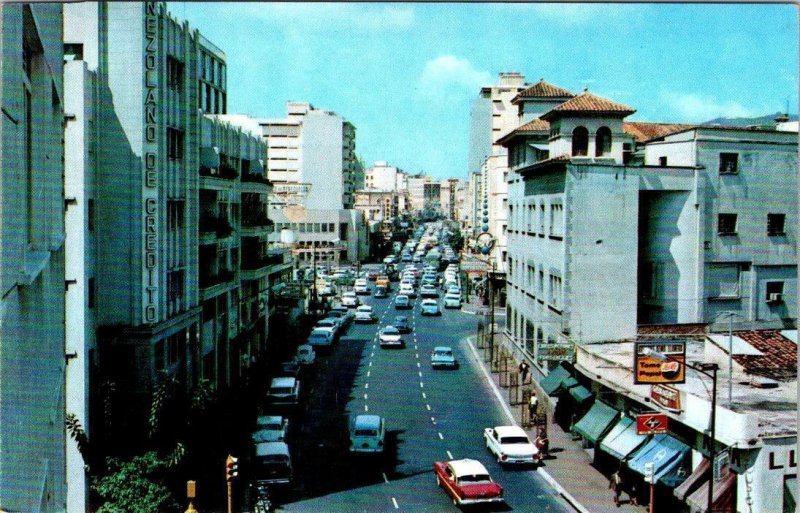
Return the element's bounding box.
[634,341,686,384]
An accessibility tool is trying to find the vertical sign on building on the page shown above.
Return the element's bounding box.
[143,1,159,323]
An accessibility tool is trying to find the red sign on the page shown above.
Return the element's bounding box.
[634,342,686,384]
[636,413,668,435]
[650,384,682,412]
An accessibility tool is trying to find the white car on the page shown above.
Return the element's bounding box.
[307,328,334,349]
[355,305,376,323]
[314,318,341,337]
[341,291,359,308]
[420,298,441,316]
[253,415,289,443]
[295,344,316,365]
[484,425,539,465]
[354,279,369,295]
[420,284,439,298]
[443,292,461,309]
[378,326,404,348]
[399,283,416,298]
[350,414,386,453]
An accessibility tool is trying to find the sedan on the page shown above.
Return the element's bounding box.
[420,284,439,298]
[433,458,504,507]
[443,292,461,309]
[393,316,411,333]
[484,425,539,465]
[420,299,441,316]
[394,294,411,310]
[341,291,359,308]
[378,326,404,348]
[431,346,458,369]
[252,415,289,443]
[354,305,376,323]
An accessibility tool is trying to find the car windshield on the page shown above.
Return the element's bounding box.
[459,474,492,485]
[308,334,327,342]
[500,436,530,445]
[383,328,398,334]
[263,422,282,430]
[269,387,293,395]
[434,350,452,357]
[354,429,377,436]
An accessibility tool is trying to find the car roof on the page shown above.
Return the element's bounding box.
[448,458,489,477]
[494,425,528,438]
[357,305,372,310]
[354,414,383,429]
[394,315,408,321]
[255,441,290,457]
[297,344,313,351]
[257,415,283,424]
[310,329,331,335]
[421,299,437,304]
[270,377,296,387]
[433,346,452,352]
[383,325,399,331]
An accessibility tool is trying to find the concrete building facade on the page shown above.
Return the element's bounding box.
[0,4,67,511]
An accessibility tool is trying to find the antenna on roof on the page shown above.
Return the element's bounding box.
[583,86,588,93]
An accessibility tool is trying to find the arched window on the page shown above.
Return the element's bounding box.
[596,126,612,156]
[572,126,588,156]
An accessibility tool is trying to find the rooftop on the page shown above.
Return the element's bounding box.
[622,122,697,143]
[511,79,575,104]
[541,91,636,121]
[496,118,550,145]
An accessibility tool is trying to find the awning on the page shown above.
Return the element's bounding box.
[685,471,736,513]
[627,434,690,487]
[674,458,710,501]
[539,365,573,395]
[785,477,797,513]
[600,416,650,461]
[569,385,593,403]
[573,401,619,443]
[529,143,549,151]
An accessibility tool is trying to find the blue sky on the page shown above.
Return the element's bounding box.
[172,2,798,180]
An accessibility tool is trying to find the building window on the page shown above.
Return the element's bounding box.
[572,126,589,156]
[595,126,612,156]
[719,153,738,175]
[88,199,95,231]
[167,128,184,160]
[659,156,668,166]
[767,213,786,236]
[550,203,564,237]
[167,56,184,91]
[88,277,95,308]
[766,282,784,303]
[717,213,737,235]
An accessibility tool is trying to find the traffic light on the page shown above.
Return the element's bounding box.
[225,455,239,481]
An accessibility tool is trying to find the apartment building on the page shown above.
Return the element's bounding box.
[365,160,405,192]
[0,4,67,511]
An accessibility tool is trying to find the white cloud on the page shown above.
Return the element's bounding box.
[418,55,492,97]
[514,3,641,26]
[661,91,760,122]
[239,3,414,32]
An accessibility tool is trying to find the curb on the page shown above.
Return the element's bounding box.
[463,335,591,513]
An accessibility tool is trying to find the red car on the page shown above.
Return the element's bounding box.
[434,458,504,507]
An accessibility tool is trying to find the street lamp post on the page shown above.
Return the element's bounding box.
[716,311,739,407]
[488,261,496,365]
[643,348,718,513]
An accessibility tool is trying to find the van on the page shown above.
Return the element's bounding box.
[266,377,300,406]
[254,441,292,485]
[349,414,385,453]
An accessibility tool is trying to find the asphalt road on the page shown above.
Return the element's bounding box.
[272,267,573,513]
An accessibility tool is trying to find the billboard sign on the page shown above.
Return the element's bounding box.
[636,413,669,435]
[634,341,686,384]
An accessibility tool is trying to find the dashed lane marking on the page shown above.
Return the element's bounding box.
[391,497,399,509]
[364,393,368,400]
[365,383,369,389]
[367,371,371,378]
[417,362,421,368]
[431,416,436,424]
[426,404,432,411]
[420,382,424,388]
[447,450,453,459]
[364,404,369,412]
[422,392,426,399]
[438,432,444,440]
[383,472,389,483]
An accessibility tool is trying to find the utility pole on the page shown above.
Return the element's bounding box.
[488,261,496,364]
[311,240,317,317]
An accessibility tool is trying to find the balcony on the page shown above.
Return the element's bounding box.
[199,166,236,190]
[240,252,286,280]
[218,164,239,180]
[241,172,273,194]
[199,213,234,241]
[240,209,274,237]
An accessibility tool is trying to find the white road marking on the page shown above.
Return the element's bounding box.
[422,392,426,399]
[431,416,436,424]
[383,472,389,483]
[364,393,368,400]
[418,371,423,378]
[447,450,454,459]
[420,382,424,388]
[365,383,369,389]
[426,404,432,411]
[417,362,421,368]
[367,371,371,378]
[415,353,419,359]
[438,432,444,440]
[391,497,399,509]
[371,352,375,357]
[364,404,369,412]
[369,361,373,367]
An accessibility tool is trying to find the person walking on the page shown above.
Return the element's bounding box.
[609,469,624,507]
[518,360,530,384]
[528,391,539,421]
[534,428,549,460]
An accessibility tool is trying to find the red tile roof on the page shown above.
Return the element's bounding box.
[623,122,696,143]
[638,324,708,336]
[496,119,550,145]
[512,79,575,103]
[541,92,636,121]
[730,330,797,382]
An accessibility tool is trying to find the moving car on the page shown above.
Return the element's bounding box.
[483,425,539,465]
[254,441,292,485]
[341,291,359,308]
[431,346,458,369]
[295,344,316,365]
[420,284,439,298]
[398,282,416,298]
[378,326,404,348]
[433,458,504,507]
[354,305,376,323]
[265,377,300,407]
[374,286,388,298]
[443,292,461,309]
[252,416,289,443]
[394,294,411,310]
[354,278,369,295]
[349,414,386,453]
[307,328,334,349]
[393,315,411,333]
[420,298,441,316]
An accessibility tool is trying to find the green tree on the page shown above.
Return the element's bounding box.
[92,452,178,513]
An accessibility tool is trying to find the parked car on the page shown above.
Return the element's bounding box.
[278,360,301,378]
[420,284,439,298]
[295,344,316,365]
[443,292,461,309]
[314,318,341,338]
[393,315,411,333]
[420,298,441,316]
[265,377,300,407]
[252,415,289,443]
[349,414,386,453]
[431,346,458,369]
[354,305,376,323]
[483,425,539,465]
[254,441,292,485]
[433,458,504,507]
[307,328,334,349]
[394,294,411,310]
[318,283,334,296]
[327,307,354,326]
[378,326,404,348]
[341,291,359,308]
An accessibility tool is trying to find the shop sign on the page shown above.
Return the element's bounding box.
[650,384,682,412]
[634,341,686,384]
[538,342,575,362]
[636,413,668,435]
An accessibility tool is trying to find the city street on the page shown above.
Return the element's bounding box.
[274,270,572,513]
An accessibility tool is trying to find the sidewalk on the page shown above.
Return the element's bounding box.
[465,334,647,513]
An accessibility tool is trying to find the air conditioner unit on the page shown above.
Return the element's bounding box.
[767,293,783,303]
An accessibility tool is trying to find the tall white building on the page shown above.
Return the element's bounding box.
[365,160,405,192]
[0,4,67,511]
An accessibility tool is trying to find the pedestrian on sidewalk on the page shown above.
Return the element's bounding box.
[528,391,539,420]
[518,360,530,384]
[534,428,549,459]
[609,468,625,507]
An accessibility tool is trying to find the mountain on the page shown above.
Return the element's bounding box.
[702,112,797,127]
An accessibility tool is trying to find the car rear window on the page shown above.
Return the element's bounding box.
[354,429,377,436]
